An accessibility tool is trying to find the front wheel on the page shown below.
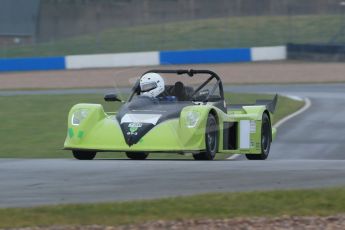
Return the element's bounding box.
[73,151,97,160]
[246,113,271,160]
[126,152,149,160]
[193,114,218,160]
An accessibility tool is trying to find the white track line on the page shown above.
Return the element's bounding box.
[227,96,312,160]
[274,97,311,129]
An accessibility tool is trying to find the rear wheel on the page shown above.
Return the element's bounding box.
[126,152,149,160]
[246,113,271,160]
[193,114,218,160]
[72,151,96,160]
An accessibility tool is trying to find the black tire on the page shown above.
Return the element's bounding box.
[126,152,149,160]
[193,114,218,160]
[73,151,96,160]
[246,113,271,160]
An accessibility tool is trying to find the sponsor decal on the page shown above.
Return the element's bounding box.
[250,120,256,133]
[127,122,142,135]
[121,114,162,125]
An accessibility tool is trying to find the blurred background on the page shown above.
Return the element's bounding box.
[1,0,345,58]
[1,1,345,218]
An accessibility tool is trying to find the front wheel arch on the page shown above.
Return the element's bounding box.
[193,113,219,160]
[209,109,220,146]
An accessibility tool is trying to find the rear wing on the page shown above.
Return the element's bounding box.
[255,94,278,114]
[228,94,278,114]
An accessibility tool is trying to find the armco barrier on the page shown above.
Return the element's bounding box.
[0,46,286,72]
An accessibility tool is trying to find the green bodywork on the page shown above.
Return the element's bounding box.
[64,102,276,155]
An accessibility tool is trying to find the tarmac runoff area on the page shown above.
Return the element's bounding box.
[0,83,345,207]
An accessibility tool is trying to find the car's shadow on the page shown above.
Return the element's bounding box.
[93,158,231,161]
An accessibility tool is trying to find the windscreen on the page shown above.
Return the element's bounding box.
[133,72,221,102]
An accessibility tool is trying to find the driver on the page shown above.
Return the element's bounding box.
[140,73,165,98]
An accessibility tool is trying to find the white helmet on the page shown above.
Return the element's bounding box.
[140,73,165,98]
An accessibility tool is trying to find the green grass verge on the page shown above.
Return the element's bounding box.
[2,14,344,57]
[0,92,303,159]
[0,187,344,228]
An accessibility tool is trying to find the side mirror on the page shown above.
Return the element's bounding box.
[104,93,122,102]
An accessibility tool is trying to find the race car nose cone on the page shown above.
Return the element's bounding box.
[121,122,155,146]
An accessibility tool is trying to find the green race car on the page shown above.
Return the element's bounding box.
[64,69,277,160]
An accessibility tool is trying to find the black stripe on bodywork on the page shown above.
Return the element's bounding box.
[116,96,192,146]
[120,123,154,147]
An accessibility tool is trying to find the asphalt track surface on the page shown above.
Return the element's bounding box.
[1,84,345,208]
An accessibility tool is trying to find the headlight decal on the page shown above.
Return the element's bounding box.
[186,111,200,128]
[71,109,89,126]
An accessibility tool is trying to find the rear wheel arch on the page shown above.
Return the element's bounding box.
[264,110,271,123]
[245,112,272,160]
[263,110,272,142]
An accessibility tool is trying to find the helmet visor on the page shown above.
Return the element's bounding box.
[140,82,157,92]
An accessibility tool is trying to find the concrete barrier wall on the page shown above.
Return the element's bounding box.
[65,52,160,69]
[0,46,286,72]
[0,56,65,72]
[160,48,252,64]
[251,46,286,61]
